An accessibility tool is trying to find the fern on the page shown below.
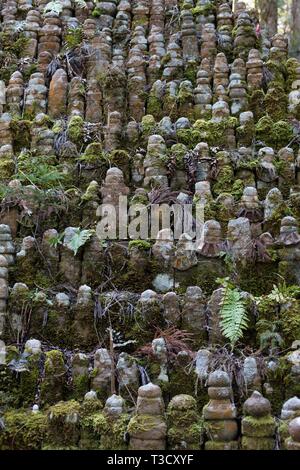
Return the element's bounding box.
[219,286,249,349]
[48,232,64,249]
[65,228,94,256]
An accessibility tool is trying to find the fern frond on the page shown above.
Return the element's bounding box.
[219,287,249,349]
[65,228,94,256]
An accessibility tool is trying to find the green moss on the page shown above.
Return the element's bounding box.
[92,7,102,17]
[128,240,151,251]
[192,117,237,148]
[278,419,289,444]
[184,62,198,85]
[177,85,194,106]
[40,350,66,406]
[100,414,130,450]
[141,114,157,135]
[265,86,288,122]
[205,440,238,450]
[147,95,163,119]
[271,120,293,149]
[161,53,171,66]
[280,299,300,344]
[266,60,287,89]
[0,64,18,84]
[67,115,84,145]
[241,436,275,450]
[242,415,276,437]
[64,26,83,50]
[236,120,255,147]
[191,3,216,16]
[128,414,160,434]
[0,410,48,450]
[81,180,99,202]
[80,398,102,415]
[212,165,234,197]
[167,422,202,449]
[167,408,199,428]
[249,89,265,121]
[0,156,15,180]
[286,58,299,91]
[231,178,246,200]
[255,115,274,144]
[10,119,32,153]
[46,400,81,448]
[19,354,40,407]
[72,374,90,401]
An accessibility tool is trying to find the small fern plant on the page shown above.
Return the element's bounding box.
[65,228,94,256]
[219,280,249,350]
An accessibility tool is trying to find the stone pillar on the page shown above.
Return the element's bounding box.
[203,370,238,450]
[286,417,300,450]
[128,383,167,450]
[241,391,276,450]
[167,394,202,449]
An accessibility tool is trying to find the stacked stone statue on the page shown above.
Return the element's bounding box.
[0,0,300,452]
[128,383,167,450]
[241,391,276,450]
[203,370,238,450]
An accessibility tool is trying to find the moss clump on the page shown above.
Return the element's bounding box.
[19,354,40,407]
[0,410,48,450]
[248,89,265,121]
[241,436,275,450]
[192,117,237,147]
[271,120,294,149]
[45,400,81,448]
[212,155,234,196]
[191,3,216,16]
[241,415,276,437]
[255,115,274,145]
[161,53,171,66]
[80,398,103,417]
[109,150,131,177]
[265,86,288,122]
[265,60,287,89]
[127,414,160,434]
[80,412,106,449]
[205,440,238,450]
[147,95,163,119]
[10,119,32,153]
[67,115,84,145]
[100,414,130,450]
[167,423,202,450]
[0,156,15,180]
[81,180,99,202]
[177,84,194,106]
[236,120,255,147]
[91,7,102,17]
[128,240,151,251]
[286,58,299,91]
[40,350,66,406]
[141,114,157,136]
[184,62,198,85]
[72,374,90,401]
[280,299,300,344]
